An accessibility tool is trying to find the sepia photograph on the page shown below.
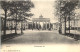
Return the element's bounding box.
[0,0,80,52]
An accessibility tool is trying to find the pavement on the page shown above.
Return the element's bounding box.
[1,30,21,35]
[1,30,80,52]
[66,30,80,35]
[2,30,80,44]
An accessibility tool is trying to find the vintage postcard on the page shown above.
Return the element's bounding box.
[0,0,80,52]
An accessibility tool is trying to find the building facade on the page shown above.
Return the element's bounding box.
[52,22,59,30]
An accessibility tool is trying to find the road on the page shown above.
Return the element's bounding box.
[2,30,80,44]
[1,30,80,52]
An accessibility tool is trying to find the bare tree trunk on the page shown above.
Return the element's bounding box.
[69,13,70,34]
[11,21,12,33]
[21,21,23,34]
[69,19,70,34]
[4,10,7,35]
[15,13,17,34]
[64,17,66,34]
[59,18,62,34]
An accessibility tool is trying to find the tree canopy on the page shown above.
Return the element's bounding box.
[55,0,79,21]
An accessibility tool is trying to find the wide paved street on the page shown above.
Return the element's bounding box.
[2,30,80,44]
[2,30,80,52]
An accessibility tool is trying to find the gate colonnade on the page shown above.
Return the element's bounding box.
[31,15,50,30]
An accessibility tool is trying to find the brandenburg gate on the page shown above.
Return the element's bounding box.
[32,15,50,30]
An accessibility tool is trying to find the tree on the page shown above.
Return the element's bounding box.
[8,1,34,34]
[54,1,67,34]
[64,1,79,34]
[54,0,79,34]
[0,1,11,35]
[19,13,34,34]
[60,0,79,34]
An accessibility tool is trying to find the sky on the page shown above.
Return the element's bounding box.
[30,0,58,23]
[0,0,58,23]
[1,0,80,23]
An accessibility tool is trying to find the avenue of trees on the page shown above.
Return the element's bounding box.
[54,0,79,34]
[0,1,34,35]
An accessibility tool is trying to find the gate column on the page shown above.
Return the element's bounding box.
[46,22,47,30]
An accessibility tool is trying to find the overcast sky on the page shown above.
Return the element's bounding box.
[1,0,80,23]
[30,0,58,23]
